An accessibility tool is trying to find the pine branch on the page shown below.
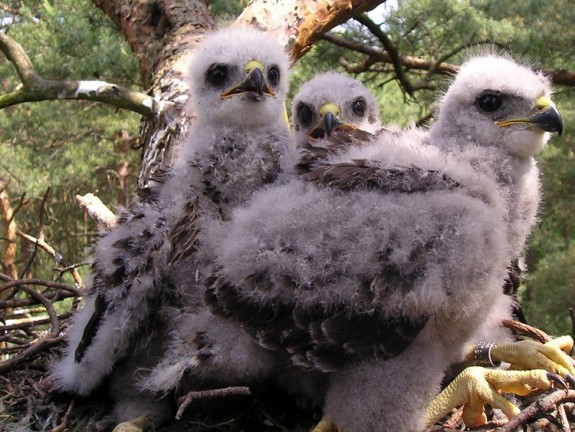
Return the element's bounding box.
[355,13,415,97]
[233,0,386,60]
[323,32,575,87]
[0,32,158,117]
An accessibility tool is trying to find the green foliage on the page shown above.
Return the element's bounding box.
[208,0,249,22]
[523,248,575,336]
[1,0,141,282]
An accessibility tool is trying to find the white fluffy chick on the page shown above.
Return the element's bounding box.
[49,27,292,431]
[291,71,381,148]
[203,54,562,431]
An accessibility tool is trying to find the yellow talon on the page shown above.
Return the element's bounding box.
[491,337,575,377]
[112,416,154,432]
[426,367,551,428]
[312,416,339,432]
[465,336,575,377]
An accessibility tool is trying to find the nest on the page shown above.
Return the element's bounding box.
[2,278,575,432]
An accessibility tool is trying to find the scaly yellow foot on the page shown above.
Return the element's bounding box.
[112,416,154,432]
[493,336,575,376]
[426,366,559,428]
[467,336,575,383]
[312,416,339,432]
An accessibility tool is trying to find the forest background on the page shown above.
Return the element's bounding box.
[1,0,575,373]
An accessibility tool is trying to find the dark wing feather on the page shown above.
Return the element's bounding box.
[503,258,527,324]
[302,160,460,193]
[74,202,168,363]
[74,293,107,362]
[168,198,200,264]
[296,127,378,174]
[206,273,428,373]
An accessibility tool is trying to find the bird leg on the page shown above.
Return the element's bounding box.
[111,416,154,432]
[312,416,339,432]
[467,336,575,384]
[425,366,559,428]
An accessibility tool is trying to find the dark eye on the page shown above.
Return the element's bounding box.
[207,64,228,86]
[477,93,502,112]
[298,104,313,126]
[352,98,366,117]
[268,66,280,87]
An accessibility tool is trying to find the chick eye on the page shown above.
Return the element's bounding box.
[207,64,228,86]
[352,98,366,117]
[298,104,313,126]
[268,66,280,87]
[477,93,503,112]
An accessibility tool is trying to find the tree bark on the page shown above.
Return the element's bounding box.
[0,187,18,286]
[233,0,385,59]
[92,0,216,186]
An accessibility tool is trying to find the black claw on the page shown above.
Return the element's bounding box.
[566,373,575,388]
[547,372,568,390]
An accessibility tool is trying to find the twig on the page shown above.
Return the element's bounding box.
[17,206,84,288]
[557,403,570,432]
[322,32,575,87]
[0,278,81,297]
[50,399,75,432]
[17,188,52,280]
[355,14,415,97]
[499,390,575,432]
[501,319,551,343]
[3,314,71,332]
[322,32,460,74]
[0,291,77,309]
[175,386,251,420]
[0,283,63,374]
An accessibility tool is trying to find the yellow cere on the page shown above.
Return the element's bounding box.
[320,102,340,117]
[535,95,554,110]
[244,60,265,73]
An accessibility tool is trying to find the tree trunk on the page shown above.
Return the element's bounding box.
[92,0,216,186]
[0,186,18,290]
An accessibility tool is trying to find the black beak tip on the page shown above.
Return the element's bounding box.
[247,67,265,98]
[323,112,341,137]
[533,106,563,137]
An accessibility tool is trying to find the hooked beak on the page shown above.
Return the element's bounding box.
[220,60,275,101]
[531,96,563,136]
[308,102,347,139]
[496,96,563,137]
[323,111,341,137]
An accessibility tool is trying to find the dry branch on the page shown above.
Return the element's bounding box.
[0,276,81,373]
[16,231,84,287]
[176,386,252,420]
[499,390,575,432]
[233,0,385,60]
[502,319,552,344]
[75,193,118,230]
[323,31,575,87]
[0,283,64,374]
